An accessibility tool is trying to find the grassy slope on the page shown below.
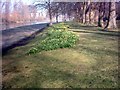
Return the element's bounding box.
[2,22,119,88]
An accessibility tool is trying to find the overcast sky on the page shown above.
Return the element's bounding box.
[21,0,34,5]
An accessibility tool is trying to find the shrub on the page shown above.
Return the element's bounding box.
[27,23,79,55]
[27,47,39,55]
[51,23,69,30]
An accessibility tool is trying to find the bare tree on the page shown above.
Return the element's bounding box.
[104,1,117,29]
[50,2,59,23]
[35,0,53,25]
[48,0,52,25]
[83,2,87,24]
[5,0,11,29]
[108,1,117,29]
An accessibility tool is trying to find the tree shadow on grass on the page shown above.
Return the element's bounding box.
[69,23,120,35]
[70,24,98,30]
[75,45,119,56]
[68,23,120,37]
[72,30,120,37]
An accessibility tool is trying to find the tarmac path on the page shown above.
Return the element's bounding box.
[1,23,49,54]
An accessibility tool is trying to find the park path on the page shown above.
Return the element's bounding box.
[1,23,49,53]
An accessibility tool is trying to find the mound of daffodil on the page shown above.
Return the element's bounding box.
[27,23,79,55]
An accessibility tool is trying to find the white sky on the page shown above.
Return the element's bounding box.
[1,0,120,4]
[21,0,34,5]
[1,0,35,5]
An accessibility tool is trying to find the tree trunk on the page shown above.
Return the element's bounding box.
[86,0,91,24]
[83,1,91,24]
[76,8,79,22]
[98,3,102,27]
[108,1,117,29]
[88,5,91,24]
[83,2,86,24]
[104,2,111,29]
[56,13,58,23]
[48,0,52,25]
[104,1,117,29]
[5,0,10,29]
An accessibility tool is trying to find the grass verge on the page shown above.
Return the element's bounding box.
[2,22,119,88]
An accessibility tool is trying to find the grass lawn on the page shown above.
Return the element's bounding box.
[2,22,119,88]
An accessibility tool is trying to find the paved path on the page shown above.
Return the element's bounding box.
[1,23,49,54]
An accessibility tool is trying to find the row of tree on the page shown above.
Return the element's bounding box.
[0,0,45,25]
[0,0,119,29]
[36,0,120,29]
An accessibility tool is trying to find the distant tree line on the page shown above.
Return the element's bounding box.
[0,0,45,26]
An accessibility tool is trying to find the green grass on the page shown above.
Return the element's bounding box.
[2,22,119,88]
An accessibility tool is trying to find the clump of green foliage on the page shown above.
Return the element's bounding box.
[27,23,79,55]
[53,23,69,29]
